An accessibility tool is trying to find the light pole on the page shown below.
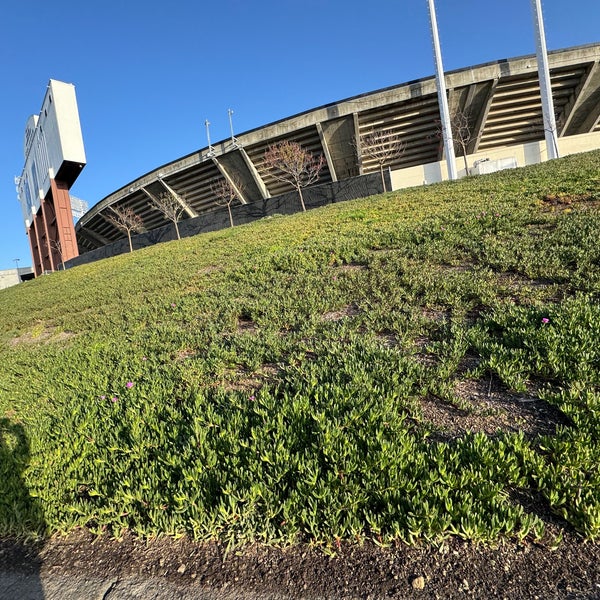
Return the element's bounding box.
[531,0,559,160]
[13,258,20,283]
[227,108,240,148]
[205,120,215,157]
[427,0,458,180]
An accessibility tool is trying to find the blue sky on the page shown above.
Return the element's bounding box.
[1,0,598,271]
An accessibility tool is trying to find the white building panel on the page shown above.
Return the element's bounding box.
[17,80,86,228]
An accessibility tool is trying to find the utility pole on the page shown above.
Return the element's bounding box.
[205,120,215,158]
[13,258,20,283]
[228,108,241,148]
[427,0,457,180]
[531,0,559,159]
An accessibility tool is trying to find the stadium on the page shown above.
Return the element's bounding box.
[62,43,600,266]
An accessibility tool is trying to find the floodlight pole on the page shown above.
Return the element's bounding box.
[531,0,559,160]
[427,0,457,181]
[227,108,240,148]
[205,119,215,157]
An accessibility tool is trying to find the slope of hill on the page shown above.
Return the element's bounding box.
[1,151,599,559]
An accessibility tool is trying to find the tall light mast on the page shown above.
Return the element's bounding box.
[531,0,559,159]
[427,0,458,180]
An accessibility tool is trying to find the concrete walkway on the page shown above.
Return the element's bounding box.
[0,571,296,600]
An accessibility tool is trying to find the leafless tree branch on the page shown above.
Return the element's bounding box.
[106,206,144,253]
[264,141,324,211]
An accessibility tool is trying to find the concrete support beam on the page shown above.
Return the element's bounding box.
[239,147,270,200]
[319,115,360,181]
[353,113,363,175]
[28,219,43,277]
[50,178,79,265]
[561,61,600,136]
[315,123,337,182]
[210,157,249,204]
[153,179,198,218]
[214,149,264,203]
[39,198,55,273]
[471,79,499,153]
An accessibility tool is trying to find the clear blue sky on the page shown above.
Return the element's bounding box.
[1,0,598,271]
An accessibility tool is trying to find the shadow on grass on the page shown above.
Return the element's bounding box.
[0,418,45,598]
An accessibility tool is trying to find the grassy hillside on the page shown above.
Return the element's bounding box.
[1,150,599,549]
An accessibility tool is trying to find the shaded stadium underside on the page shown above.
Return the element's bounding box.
[76,43,600,253]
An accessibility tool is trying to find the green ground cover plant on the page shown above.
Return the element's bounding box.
[0,150,599,549]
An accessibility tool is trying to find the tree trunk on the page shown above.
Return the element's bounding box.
[228,204,234,227]
[174,220,181,240]
[462,151,469,176]
[380,165,387,192]
[297,186,307,212]
[127,231,133,253]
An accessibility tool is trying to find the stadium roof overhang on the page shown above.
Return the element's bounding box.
[76,43,600,253]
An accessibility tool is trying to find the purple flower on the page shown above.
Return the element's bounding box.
[249,395,256,401]
[100,395,106,400]
[142,356,148,361]
[541,317,550,324]
[111,396,118,403]
[126,381,134,389]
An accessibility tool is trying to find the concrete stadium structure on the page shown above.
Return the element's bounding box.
[74,43,600,256]
[0,267,34,290]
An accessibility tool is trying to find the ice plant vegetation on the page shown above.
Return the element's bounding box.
[0,149,599,549]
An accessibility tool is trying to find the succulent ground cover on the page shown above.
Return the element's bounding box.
[0,150,599,559]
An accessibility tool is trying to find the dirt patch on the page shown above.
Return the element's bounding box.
[1,530,599,599]
[9,331,75,347]
[322,304,360,322]
[541,193,598,211]
[176,348,197,361]
[237,318,259,334]
[219,364,281,393]
[376,331,400,349]
[421,307,450,323]
[421,377,569,441]
[494,272,565,304]
[9,326,75,347]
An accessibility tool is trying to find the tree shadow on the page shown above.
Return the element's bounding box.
[0,418,45,599]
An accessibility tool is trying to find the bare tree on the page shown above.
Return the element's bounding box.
[435,109,474,175]
[211,175,245,228]
[149,191,187,240]
[106,206,144,253]
[359,129,406,192]
[450,110,474,175]
[49,239,64,270]
[263,140,324,211]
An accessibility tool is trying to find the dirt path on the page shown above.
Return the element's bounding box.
[1,530,599,599]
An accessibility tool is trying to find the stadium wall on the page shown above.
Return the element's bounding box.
[390,131,600,189]
[71,43,600,261]
[65,172,387,269]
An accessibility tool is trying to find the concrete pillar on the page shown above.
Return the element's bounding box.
[50,178,79,265]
